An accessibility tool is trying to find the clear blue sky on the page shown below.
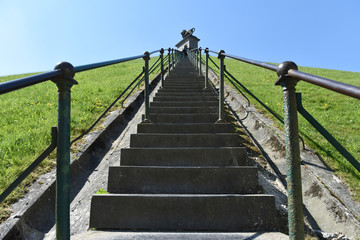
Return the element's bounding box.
[1,0,359,76]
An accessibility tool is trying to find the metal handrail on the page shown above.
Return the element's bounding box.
[0,71,63,94]
[0,48,164,239]
[288,69,360,99]
[214,50,360,100]
[221,52,278,71]
[0,51,161,95]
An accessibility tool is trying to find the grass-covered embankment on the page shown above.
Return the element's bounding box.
[209,56,360,201]
[0,57,159,222]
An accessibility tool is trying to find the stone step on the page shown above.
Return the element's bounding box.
[164,80,203,83]
[120,147,250,166]
[155,92,214,97]
[163,80,203,84]
[158,88,211,92]
[159,86,205,90]
[163,82,204,86]
[107,166,259,194]
[73,231,289,240]
[130,133,242,148]
[153,96,217,102]
[90,194,276,231]
[149,107,218,114]
[150,101,218,107]
[137,123,233,133]
[143,114,218,123]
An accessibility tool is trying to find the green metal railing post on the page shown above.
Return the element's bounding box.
[160,48,164,88]
[195,49,198,70]
[217,50,225,122]
[143,51,150,122]
[53,62,77,240]
[199,47,202,76]
[276,61,304,240]
[204,48,209,89]
[168,48,171,75]
[171,48,175,69]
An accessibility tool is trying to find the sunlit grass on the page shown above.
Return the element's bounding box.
[0,56,159,222]
[209,56,360,201]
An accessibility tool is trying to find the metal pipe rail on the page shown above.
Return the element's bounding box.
[214,50,360,100]
[0,50,161,95]
[204,48,360,240]
[0,48,163,240]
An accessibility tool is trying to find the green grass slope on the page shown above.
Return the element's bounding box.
[0,57,159,221]
[209,57,360,201]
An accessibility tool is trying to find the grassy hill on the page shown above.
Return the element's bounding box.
[0,57,159,221]
[209,56,360,201]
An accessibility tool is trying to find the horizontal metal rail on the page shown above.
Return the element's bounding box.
[0,71,63,94]
[209,49,360,100]
[75,50,160,73]
[0,50,161,95]
[74,54,145,73]
[288,69,360,99]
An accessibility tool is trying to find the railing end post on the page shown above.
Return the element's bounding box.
[143,51,150,60]
[275,61,298,86]
[218,50,225,59]
[276,60,304,239]
[54,61,75,78]
[53,61,76,240]
[53,61,78,87]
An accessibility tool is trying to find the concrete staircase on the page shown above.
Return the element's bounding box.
[89,57,277,233]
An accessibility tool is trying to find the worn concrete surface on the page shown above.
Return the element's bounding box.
[72,231,289,240]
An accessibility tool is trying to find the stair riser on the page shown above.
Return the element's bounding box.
[150,102,218,107]
[120,147,250,166]
[149,107,218,114]
[130,134,242,148]
[143,114,218,123]
[153,96,217,102]
[155,92,214,97]
[137,123,233,133]
[108,166,259,194]
[90,194,276,231]
[158,88,211,92]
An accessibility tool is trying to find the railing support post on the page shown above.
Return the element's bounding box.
[204,48,209,89]
[168,48,171,75]
[217,50,225,122]
[276,61,304,240]
[53,62,77,240]
[199,47,202,76]
[195,49,198,70]
[160,48,164,88]
[143,51,151,122]
[172,49,174,68]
